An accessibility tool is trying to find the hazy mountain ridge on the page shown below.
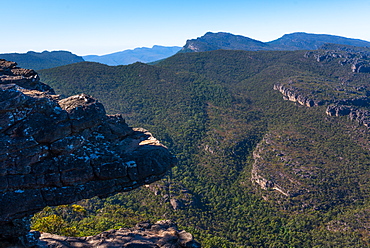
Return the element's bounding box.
[3,32,370,70]
[0,50,84,70]
[181,31,370,53]
[180,32,270,53]
[269,32,370,50]
[83,45,181,66]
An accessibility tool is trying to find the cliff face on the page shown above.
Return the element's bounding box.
[273,83,325,107]
[251,132,311,200]
[274,80,370,128]
[0,59,177,247]
[273,46,370,131]
[257,47,370,207]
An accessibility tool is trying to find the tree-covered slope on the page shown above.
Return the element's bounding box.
[0,50,84,70]
[37,48,370,247]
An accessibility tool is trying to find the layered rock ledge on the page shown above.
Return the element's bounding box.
[273,83,325,107]
[251,133,307,198]
[37,220,200,248]
[275,46,370,130]
[0,59,177,247]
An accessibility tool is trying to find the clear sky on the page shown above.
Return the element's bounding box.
[2,0,370,56]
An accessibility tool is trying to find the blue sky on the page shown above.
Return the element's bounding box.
[2,0,370,55]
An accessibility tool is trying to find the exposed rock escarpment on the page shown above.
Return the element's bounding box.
[274,78,370,129]
[37,220,201,248]
[0,59,177,247]
[251,132,310,198]
[0,60,53,93]
[274,46,370,130]
[326,98,370,127]
[273,83,325,107]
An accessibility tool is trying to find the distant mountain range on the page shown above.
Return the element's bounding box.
[2,32,370,70]
[0,51,84,70]
[268,32,370,50]
[83,45,182,66]
[180,32,370,52]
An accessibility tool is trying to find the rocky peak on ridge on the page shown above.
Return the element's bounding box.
[0,59,178,247]
[180,32,270,53]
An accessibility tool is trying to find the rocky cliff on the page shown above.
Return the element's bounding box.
[251,132,311,199]
[273,46,370,130]
[273,83,325,107]
[0,59,178,247]
[259,47,370,207]
[274,79,370,129]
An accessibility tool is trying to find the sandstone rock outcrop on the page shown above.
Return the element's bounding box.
[0,59,177,247]
[273,83,325,107]
[276,79,370,129]
[251,132,314,200]
[37,220,201,248]
[275,47,370,130]
[251,135,299,197]
[326,103,370,127]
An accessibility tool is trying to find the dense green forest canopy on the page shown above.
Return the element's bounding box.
[36,48,370,247]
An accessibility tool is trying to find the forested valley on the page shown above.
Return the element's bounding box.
[34,48,370,247]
